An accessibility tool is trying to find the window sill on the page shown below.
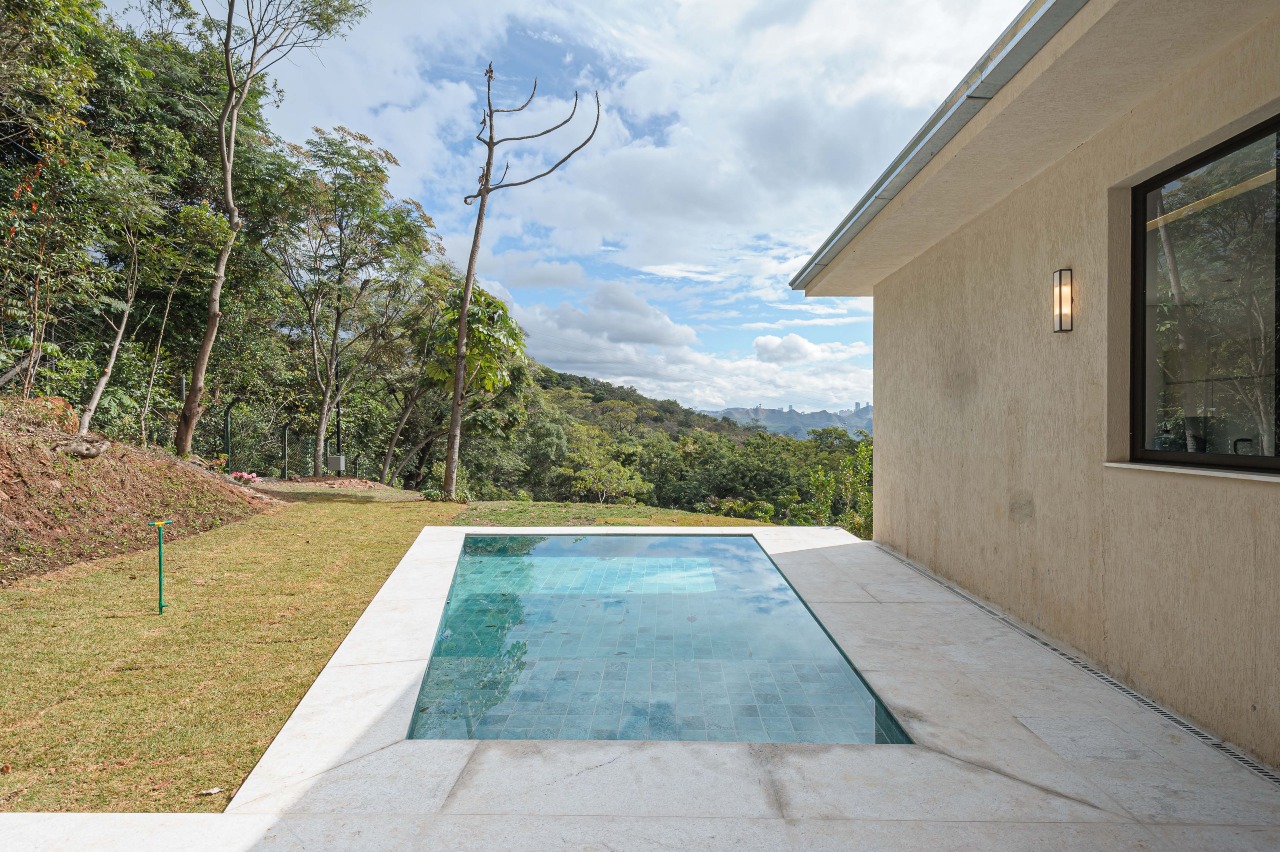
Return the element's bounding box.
[1104,462,1280,483]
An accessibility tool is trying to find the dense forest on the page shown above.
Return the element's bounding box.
[0,0,874,536]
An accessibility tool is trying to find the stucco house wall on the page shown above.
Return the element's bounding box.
[873,11,1280,766]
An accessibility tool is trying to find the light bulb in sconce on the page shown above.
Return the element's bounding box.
[1053,268,1073,333]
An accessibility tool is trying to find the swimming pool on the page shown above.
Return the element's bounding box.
[408,534,909,744]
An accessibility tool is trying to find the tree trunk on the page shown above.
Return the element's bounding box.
[79,296,134,435]
[176,3,248,456]
[405,439,435,491]
[380,392,417,484]
[443,182,491,499]
[0,352,32,390]
[440,66,597,497]
[140,284,176,444]
[313,393,333,476]
[175,230,235,455]
[390,429,443,486]
[22,229,51,398]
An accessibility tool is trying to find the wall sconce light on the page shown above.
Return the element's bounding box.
[1052,268,1073,333]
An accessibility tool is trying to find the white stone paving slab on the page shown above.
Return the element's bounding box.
[3,524,1278,851]
[440,740,782,818]
[756,744,1128,823]
[230,740,477,815]
[226,659,425,804]
[258,813,796,851]
[324,596,444,668]
[0,813,280,851]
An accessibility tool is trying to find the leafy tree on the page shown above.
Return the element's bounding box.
[596,399,640,436]
[834,434,874,538]
[373,268,453,483]
[2,144,116,393]
[268,126,440,473]
[173,0,367,456]
[136,203,230,444]
[553,423,652,504]
[77,155,164,434]
[380,286,529,489]
[0,0,102,146]
[807,426,858,455]
[1,3,139,392]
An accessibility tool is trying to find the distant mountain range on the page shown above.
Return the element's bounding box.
[703,405,873,439]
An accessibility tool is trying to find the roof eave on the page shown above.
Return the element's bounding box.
[788,0,1090,293]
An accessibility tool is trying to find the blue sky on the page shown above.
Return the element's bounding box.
[203,0,1028,411]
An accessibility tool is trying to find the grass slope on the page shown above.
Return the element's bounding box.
[0,485,753,812]
[0,401,270,585]
[456,500,762,528]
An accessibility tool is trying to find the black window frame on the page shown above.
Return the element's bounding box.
[1130,113,1280,473]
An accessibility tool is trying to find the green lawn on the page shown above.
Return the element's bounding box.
[0,486,754,812]
[454,500,762,528]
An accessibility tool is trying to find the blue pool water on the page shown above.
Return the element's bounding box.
[408,535,909,744]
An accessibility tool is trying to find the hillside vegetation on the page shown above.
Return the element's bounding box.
[455,370,875,535]
[0,399,270,583]
[0,1,875,539]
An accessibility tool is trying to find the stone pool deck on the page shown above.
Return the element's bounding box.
[3,526,1278,850]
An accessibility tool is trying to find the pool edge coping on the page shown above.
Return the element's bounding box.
[405,528,910,745]
[225,525,875,812]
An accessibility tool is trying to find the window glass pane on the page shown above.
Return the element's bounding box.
[1141,132,1278,458]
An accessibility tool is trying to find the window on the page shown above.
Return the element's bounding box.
[1132,116,1280,472]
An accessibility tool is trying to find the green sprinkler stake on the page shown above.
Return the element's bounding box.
[149,520,173,614]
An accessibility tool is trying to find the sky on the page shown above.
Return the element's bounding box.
[185,0,1029,412]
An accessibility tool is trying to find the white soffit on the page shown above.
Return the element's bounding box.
[796,0,1278,297]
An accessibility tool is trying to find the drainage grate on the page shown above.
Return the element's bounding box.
[875,545,1280,788]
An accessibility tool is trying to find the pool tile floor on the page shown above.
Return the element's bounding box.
[3,526,1278,851]
[409,535,904,744]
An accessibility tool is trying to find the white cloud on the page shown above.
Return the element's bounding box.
[519,283,698,347]
[113,0,1027,410]
[472,250,590,289]
[516,287,873,409]
[537,338,876,411]
[775,301,865,315]
[753,333,870,364]
[742,315,874,330]
[640,264,726,282]
[262,0,1028,277]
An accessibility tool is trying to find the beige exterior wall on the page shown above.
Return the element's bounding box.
[873,12,1280,766]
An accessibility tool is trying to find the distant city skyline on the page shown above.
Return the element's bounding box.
[707,400,874,437]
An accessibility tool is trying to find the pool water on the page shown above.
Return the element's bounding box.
[408,535,909,744]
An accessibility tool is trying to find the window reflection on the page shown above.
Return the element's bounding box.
[1140,130,1278,461]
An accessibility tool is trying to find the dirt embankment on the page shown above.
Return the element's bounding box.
[0,399,274,585]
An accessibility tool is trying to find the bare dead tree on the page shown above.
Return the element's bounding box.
[173,0,365,456]
[442,64,600,500]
